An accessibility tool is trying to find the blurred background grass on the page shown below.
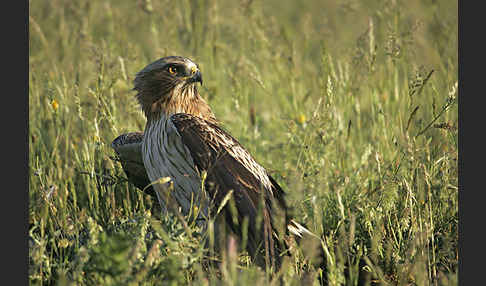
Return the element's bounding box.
[29,0,457,285]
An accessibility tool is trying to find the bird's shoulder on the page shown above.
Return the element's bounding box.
[169,113,272,187]
[169,113,239,150]
[111,131,144,150]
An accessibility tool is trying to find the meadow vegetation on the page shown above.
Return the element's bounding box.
[29,0,458,285]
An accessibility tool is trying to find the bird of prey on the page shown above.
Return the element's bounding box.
[111,56,320,271]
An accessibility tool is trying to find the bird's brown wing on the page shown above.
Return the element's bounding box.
[170,113,288,269]
[111,132,155,197]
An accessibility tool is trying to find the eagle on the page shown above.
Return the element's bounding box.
[111,56,320,271]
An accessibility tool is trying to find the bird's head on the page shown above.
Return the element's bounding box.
[134,56,211,121]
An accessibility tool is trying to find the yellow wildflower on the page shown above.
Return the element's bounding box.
[296,114,306,125]
[51,99,59,111]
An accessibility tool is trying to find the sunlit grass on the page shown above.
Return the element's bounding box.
[29,0,457,285]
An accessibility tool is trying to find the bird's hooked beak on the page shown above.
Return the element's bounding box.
[185,64,203,86]
[189,70,203,86]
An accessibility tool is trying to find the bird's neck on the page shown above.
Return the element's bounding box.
[144,85,217,125]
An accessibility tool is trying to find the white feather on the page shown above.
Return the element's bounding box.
[142,114,209,224]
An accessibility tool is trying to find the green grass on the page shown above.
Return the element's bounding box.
[29,0,458,285]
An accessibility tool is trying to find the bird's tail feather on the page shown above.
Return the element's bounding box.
[287,219,318,239]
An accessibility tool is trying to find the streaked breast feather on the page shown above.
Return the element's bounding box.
[142,116,208,218]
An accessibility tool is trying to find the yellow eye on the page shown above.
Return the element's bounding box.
[168,66,177,74]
